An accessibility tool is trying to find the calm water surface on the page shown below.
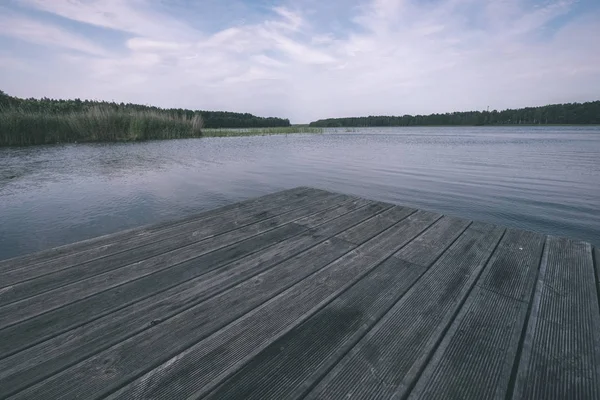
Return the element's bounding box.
[1,126,598,260]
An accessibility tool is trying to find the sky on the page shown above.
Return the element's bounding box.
[0,0,599,123]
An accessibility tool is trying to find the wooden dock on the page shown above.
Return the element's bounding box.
[0,187,598,399]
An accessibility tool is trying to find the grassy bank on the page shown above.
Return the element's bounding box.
[202,126,323,137]
[0,107,204,146]
[0,102,319,146]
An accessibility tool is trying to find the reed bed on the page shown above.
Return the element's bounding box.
[202,126,323,137]
[0,107,203,146]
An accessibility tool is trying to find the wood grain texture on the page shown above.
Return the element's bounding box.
[12,209,435,400]
[408,229,545,400]
[304,222,504,400]
[0,197,390,398]
[204,216,470,400]
[1,187,597,400]
[512,237,600,400]
[393,216,471,267]
[97,211,440,400]
[0,197,383,360]
[595,246,600,307]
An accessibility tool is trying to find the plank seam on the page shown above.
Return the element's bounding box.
[291,219,474,400]
[398,227,508,400]
[330,235,366,249]
[0,192,339,290]
[593,246,600,324]
[504,235,548,400]
[475,286,530,304]
[0,200,375,357]
[0,202,397,391]
[99,210,434,400]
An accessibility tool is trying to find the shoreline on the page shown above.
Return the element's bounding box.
[2,124,598,147]
[0,126,324,147]
[319,124,600,128]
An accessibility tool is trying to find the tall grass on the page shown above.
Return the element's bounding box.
[202,126,323,137]
[0,106,203,146]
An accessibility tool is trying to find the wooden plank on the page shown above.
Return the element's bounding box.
[0,192,346,306]
[394,216,471,267]
[0,199,394,397]
[3,187,596,399]
[203,216,470,400]
[335,206,429,245]
[512,237,600,399]
[0,187,315,270]
[15,211,439,399]
[0,189,335,290]
[596,246,600,303]
[0,222,299,327]
[6,239,354,400]
[407,229,545,400]
[304,222,505,400]
[0,194,350,328]
[293,198,370,228]
[104,210,441,400]
[0,199,387,359]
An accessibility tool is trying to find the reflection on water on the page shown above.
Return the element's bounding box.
[1,126,599,260]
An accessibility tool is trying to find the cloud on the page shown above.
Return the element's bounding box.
[0,0,599,122]
[0,12,109,56]
[271,7,304,31]
[16,0,200,39]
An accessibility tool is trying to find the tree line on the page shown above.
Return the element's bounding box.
[309,101,600,127]
[0,91,291,128]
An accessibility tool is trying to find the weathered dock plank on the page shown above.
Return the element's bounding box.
[304,222,504,399]
[203,216,470,400]
[393,215,470,267]
[92,211,440,400]
[12,209,437,400]
[512,237,600,400]
[0,199,396,397]
[0,187,597,400]
[594,246,600,306]
[0,199,389,360]
[407,229,545,400]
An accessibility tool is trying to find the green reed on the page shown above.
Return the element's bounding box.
[0,106,203,146]
[202,126,323,137]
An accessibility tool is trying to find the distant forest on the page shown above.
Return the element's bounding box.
[0,91,291,128]
[309,101,600,127]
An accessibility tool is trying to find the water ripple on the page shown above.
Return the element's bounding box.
[1,126,599,259]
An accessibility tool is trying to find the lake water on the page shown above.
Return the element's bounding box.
[0,126,598,260]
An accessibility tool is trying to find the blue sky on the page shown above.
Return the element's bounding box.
[0,0,599,122]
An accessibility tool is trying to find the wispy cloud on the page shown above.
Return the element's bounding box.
[0,12,109,56]
[0,0,599,122]
[16,0,200,39]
